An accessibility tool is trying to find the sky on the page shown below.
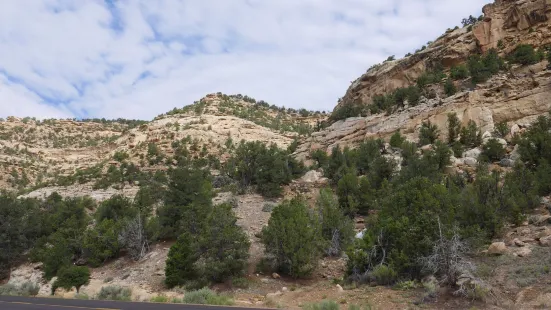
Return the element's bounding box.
[0,0,489,120]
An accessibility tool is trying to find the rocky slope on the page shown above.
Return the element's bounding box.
[0,93,324,198]
[297,0,551,160]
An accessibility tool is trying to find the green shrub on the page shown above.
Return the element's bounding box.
[151,294,169,303]
[230,277,250,289]
[395,280,417,290]
[337,173,360,216]
[113,151,129,162]
[0,282,40,296]
[467,49,505,83]
[261,198,323,278]
[480,139,506,162]
[509,44,538,65]
[182,288,234,305]
[224,141,304,198]
[52,266,90,294]
[447,113,461,144]
[494,121,509,138]
[165,204,249,288]
[450,65,469,80]
[371,265,398,285]
[317,189,355,256]
[305,300,340,310]
[96,286,132,301]
[20,282,40,296]
[419,120,440,146]
[444,79,457,96]
[82,219,121,267]
[389,132,406,148]
[460,120,482,148]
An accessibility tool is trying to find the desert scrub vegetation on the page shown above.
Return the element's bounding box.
[181,288,234,305]
[0,282,40,296]
[96,286,132,301]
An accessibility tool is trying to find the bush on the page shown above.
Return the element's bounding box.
[337,173,360,216]
[305,300,340,310]
[151,294,169,303]
[419,121,440,146]
[494,121,509,138]
[480,138,506,162]
[165,204,249,288]
[509,44,538,65]
[460,120,482,148]
[0,282,40,296]
[261,198,323,278]
[371,265,398,285]
[224,141,304,198]
[389,132,406,148]
[82,219,121,267]
[450,65,469,80]
[447,113,461,144]
[52,266,90,294]
[182,288,234,305]
[230,277,250,289]
[96,286,132,301]
[196,204,250,283]
[444,79,457,96]
[467,49,505,83]
[317,189,355,256]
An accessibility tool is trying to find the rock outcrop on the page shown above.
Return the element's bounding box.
[296,0,551,160]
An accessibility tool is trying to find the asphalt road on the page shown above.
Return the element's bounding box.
[0,295,267,310]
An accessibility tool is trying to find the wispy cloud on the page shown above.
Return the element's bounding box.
[0,0,488,120]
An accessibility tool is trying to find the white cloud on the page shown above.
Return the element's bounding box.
[0,0,488,120]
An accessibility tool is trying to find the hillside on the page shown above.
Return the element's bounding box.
[5,1,551,309]
[0,93,325,198]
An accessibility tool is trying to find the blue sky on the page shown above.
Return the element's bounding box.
[0,0,488,120]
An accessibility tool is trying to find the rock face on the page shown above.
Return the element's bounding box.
[296,0,551,159]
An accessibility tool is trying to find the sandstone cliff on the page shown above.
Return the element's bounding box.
[296,0,551,160]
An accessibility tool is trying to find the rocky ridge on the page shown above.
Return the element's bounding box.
[0,93,325,197]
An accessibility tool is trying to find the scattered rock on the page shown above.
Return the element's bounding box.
[539,235,551,247]
[464,157,478,167]
[281,287,288,292]
[260,278,270,284]
[487,242,507,255]
[510,145,521,162]
[499,158,515,167]
[513,238,526,247]
[463,148,482,159]
[272,273,281,279]
[516,247,532,257]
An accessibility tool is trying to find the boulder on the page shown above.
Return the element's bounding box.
[464,157,478,167]
[499,158,515,167]
[463,148,481,159]
[510,124,520,137]
[540,235,551,247]
[515,247,532,257]
[513,238,526,247]
[300,170,323,183]
[510,145,521,162]
[487,242,507,255]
